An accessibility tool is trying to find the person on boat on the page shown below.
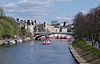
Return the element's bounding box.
[47,40,50,43]
[43,40,46,43]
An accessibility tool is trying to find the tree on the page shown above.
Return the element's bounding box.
[0,24,4,38]
[0,19,14,37]
[73,5,100,48]
[0,16,21,36]
[73,12,85,39]
[7,17,21,35]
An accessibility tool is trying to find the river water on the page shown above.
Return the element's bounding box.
[0,39,78,64]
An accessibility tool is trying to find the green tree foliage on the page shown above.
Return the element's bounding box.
[0,7,21,38]
[0,16,21,35]
[0,19,14,37]
[0,24,4,37]
[21,28,32,37]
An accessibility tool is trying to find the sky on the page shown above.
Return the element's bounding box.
[0,0,100,24]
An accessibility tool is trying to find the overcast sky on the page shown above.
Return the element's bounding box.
[0,0,100,23]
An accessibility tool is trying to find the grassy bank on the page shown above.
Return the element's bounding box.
[72,39,100,64]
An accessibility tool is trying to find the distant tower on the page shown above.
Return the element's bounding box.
[27,20,30,25]
[34,20,38,32]
[32,21,34,25]
[43,22,47,27]
[43,22,48,32]
[0,7,5,16]
[24,20,28,29]
[63,21,68,26]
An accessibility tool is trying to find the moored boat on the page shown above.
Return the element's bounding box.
[8,40,16,45]
[1,39,23,46]
[17,39,23,43]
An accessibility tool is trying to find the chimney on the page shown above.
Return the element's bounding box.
[63,22,66,26]
[17,18,19,22]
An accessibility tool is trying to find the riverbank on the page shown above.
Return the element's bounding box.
[0,40,5,45]
[0,37,35,45]
[69,39,100,64]
[23,37,34,42]
[0,39,19,45]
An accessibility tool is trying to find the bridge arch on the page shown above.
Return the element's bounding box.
[35,33,54,40]
[34,32,74,40]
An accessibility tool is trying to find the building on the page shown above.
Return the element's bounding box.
[37,24,44,32]
[59,21,68,33]
[24,20,38,35]
[55,28,60,32]
[33,20,38,32]
[17,19,38,36]
[43,22,60,32]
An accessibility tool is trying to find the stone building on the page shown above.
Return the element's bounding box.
[43,22,60,32]
[17,18,38,36]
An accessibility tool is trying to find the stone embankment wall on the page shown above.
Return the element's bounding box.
[69,39,100,64]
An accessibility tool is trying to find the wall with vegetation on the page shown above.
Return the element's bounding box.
[72,39,100,64]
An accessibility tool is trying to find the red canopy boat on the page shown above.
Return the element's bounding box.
[43,40,51,45]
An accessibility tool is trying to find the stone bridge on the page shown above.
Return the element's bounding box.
[34,32,74,40]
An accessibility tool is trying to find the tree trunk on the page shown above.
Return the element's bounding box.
[91,39,94,46]
[92,41,94,46]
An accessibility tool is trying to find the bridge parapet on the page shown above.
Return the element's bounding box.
[34,32,74,40]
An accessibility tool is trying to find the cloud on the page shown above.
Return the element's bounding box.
[3,0,73,19]
[52,0,72,2]
[4,3,16,7]
[56,16,72,20]
[80,10,89,14]
[4,0,54,19]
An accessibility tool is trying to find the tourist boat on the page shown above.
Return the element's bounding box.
[66,35,71,39]
[43,40,51,45]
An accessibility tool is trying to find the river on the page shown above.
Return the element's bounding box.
[0,39,78,64]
